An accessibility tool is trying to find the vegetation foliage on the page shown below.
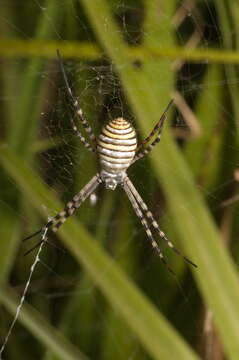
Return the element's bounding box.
[1,1,239,359]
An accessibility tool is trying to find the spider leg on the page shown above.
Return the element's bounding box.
[56,49,97,151]
[132,99,173,164]
[70,114,96,152]
[125,177,197,268]
[123,178,176,275]
[23,174,101,243]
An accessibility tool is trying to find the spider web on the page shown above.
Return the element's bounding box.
[1,1,239,359]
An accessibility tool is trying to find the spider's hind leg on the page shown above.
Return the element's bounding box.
[125,177,197,268]
[123,177,176,275]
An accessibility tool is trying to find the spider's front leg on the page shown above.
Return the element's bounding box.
[56,50,97,152]
[132,99,174,164]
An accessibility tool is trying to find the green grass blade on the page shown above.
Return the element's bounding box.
[44,193,116,360]
[7,0,61,154]
[0,287,88,360]
[79,1,239,358]
[3,39,239,64]
[184,65,222,180]
[0,204,20,285]
[214,0,239,133]
[0,0,62,288]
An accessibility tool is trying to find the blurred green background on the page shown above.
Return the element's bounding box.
[1,1,239,359]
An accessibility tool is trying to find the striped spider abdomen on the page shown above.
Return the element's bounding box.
[97,117,137,175]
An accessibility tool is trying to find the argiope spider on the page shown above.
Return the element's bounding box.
[24,50,197,274]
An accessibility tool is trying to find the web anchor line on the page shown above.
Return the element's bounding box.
[0,227,48,359]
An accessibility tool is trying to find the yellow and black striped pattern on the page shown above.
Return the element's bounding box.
[97,118,137,173]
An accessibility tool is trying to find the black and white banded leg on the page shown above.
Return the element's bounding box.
[132,100,174,164]
[123,178,176,275]
[124,177,197,268]
[70,114,96,152]
[57,50,97,152]
[23,174,101,246]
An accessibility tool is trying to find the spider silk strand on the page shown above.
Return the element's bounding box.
[0,227,48,359]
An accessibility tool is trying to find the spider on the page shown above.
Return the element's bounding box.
[24,50,196,274]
